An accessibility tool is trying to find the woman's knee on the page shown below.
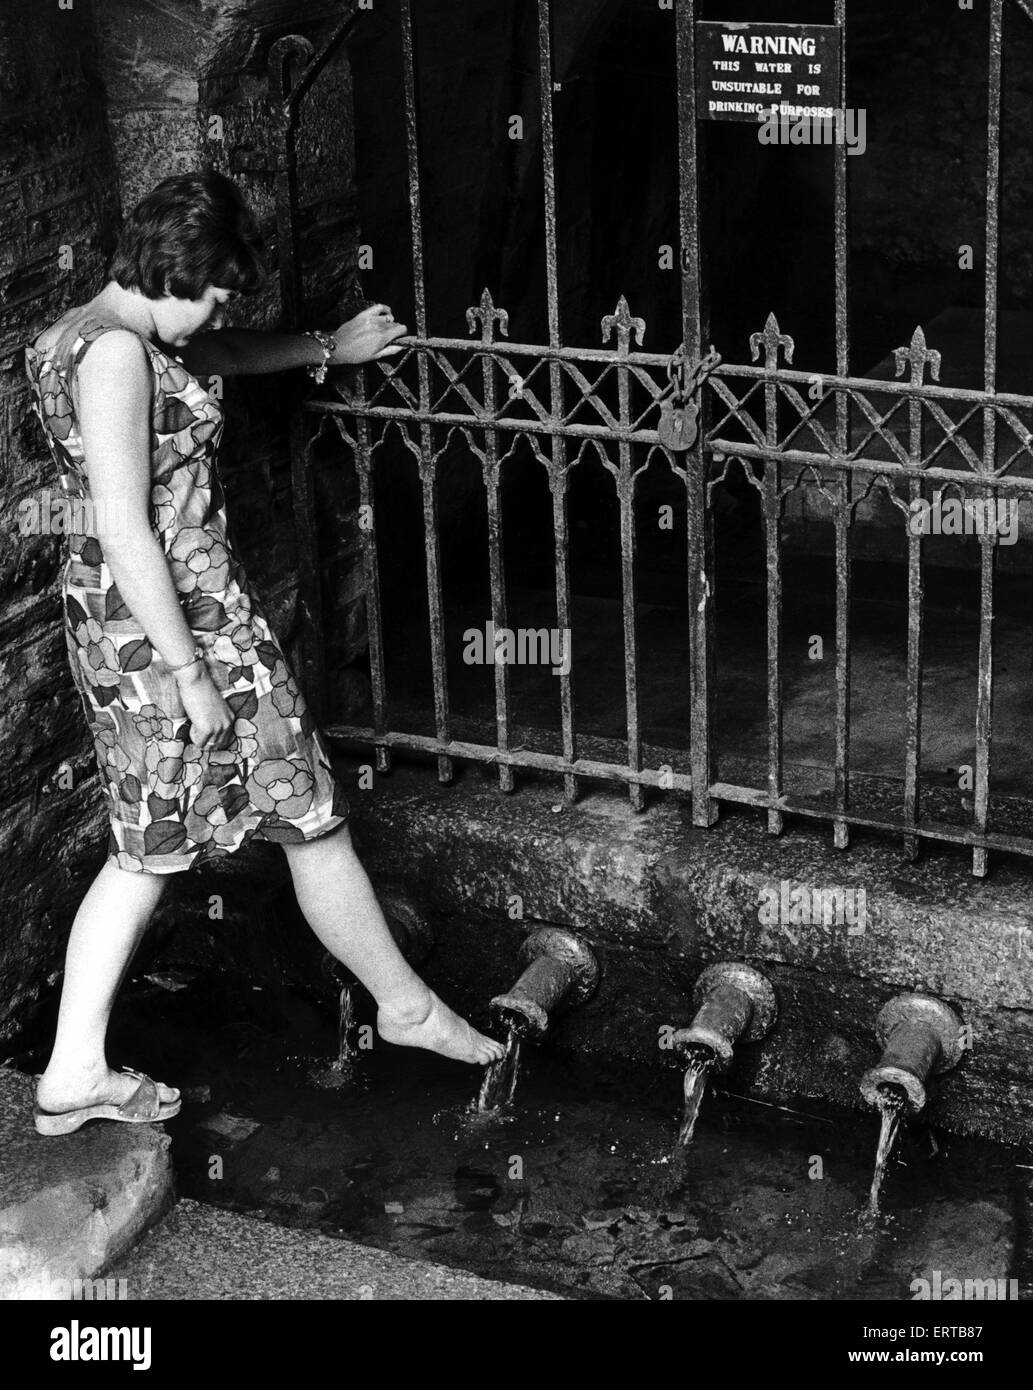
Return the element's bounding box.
[283,820,354,865]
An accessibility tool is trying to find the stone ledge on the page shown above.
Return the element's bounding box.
[340,758,1033,1145]
[0,1069,174,1300]
[110,1198,564,1300]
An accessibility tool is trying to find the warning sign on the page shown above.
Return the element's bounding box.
[695,21,842,123]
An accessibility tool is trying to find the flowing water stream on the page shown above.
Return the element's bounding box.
[866,1083,909,1218]
[676,1042,717,1148]
[14,972,1025,1301]
[476,1017,523,1113]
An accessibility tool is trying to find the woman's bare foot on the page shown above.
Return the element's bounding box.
[377,988,505,1065]
[36,1064,179,1116]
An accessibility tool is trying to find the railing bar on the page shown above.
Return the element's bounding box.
[321,408,1033,492]
[281,4,362,113]
[352,413,390,773]
[418,432,452,784]
[312,336,1033,407]
[900,333,928,860]
[707,789,1032,857]
[620,473,643,813]
[903,476,924,859]
[678,0,716,828]
[481,363,513,793]
[400,3,447,780]
[972,0,1003,874]
[308,375,1033,411]
[322,722,1033,861]
[312,404,1033,488]
[552,469,577,802]
[704,441,1033,489]
[399,0,428,341]
[973,520,996,877]
[833,476,851,848]
[677,0,703,361]
[535,2,577,801]
[834,0,849,455]
[538,0,561,351]
[986,0,1003,399]
[763,458,784,837]
[327,727,692,790]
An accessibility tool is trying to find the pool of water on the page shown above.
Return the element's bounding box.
[14,971,1031,1301]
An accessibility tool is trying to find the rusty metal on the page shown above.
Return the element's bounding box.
[974,0,1005,877]
[277,1,1033,879]
[489,926,600,1039]
[659,344,720,452]
[860,994,965,1115]
[671,963,778,1070]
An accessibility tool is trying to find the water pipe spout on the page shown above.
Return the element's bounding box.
[489,926,600,1039]
[859,993,964,1116]
[671,962,778,1068]
[379,888,435,969]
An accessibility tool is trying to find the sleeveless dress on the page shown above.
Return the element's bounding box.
[23,314,349,874]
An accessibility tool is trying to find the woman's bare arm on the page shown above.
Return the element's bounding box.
[77,332,199,668]
[76,331,234,748]
[177,303,408,378]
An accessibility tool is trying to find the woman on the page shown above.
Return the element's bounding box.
[24,171,503,1135]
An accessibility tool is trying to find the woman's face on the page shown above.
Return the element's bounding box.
[155,285,235,347]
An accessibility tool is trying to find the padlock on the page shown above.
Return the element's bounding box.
[658,396,698,452]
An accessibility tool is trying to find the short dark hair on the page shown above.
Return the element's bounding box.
[109,171,266,300]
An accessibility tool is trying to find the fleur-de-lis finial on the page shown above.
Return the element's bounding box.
[466,287,509,343]
[893,325,941,387]
[601,296,645,355]
[749,312,795,370]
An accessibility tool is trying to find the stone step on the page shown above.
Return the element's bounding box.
[0,1068,173,1300]
[109,1198,564,1300]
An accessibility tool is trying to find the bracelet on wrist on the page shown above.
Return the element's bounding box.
[303,329,337,384]
[167,643,205,678]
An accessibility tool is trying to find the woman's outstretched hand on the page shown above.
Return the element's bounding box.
[330,303,409,364]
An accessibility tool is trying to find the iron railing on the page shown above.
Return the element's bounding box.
[270,0,1033,877]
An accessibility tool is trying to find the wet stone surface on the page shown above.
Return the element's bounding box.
[10,973,1029,1301]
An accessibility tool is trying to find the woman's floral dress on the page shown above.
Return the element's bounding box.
[24,315,348,873]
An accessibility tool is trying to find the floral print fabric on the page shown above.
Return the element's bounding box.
[24,317,348,873]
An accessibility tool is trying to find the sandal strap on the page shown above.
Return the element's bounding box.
[118,1067,161,1120]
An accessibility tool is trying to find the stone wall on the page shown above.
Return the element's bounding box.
[0,0,123,1040]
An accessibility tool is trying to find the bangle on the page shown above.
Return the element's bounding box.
[303,330,337,384]
[167,644,205,676]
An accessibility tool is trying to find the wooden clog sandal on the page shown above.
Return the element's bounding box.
[33,1067,181,1136]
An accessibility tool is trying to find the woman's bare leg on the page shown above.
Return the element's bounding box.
[283,824,504,1065]
[35,861,179,1113]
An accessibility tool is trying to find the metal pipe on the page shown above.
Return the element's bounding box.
[859,994,965,1115]
[671,962,777,1069]
[490,926,599,1040]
